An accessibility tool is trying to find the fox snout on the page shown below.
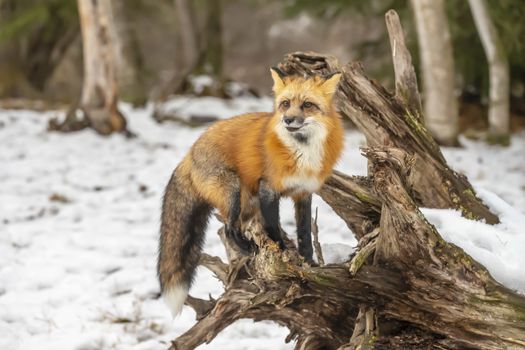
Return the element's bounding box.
[283,115,305,131]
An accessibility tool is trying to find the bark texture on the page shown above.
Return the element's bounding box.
[467,0,510,145]
[410,0,458,146]
[167,10,523,350]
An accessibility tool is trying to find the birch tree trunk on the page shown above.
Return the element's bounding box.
[467,0,510,145]
[53,0,127,136]
[410,0,458,146]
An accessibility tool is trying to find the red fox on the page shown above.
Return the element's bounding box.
[157,68,344,316]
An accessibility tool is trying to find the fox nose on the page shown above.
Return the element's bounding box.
[283,116,295,125]
[284,116,303,125]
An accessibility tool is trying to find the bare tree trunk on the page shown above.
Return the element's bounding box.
[467,0,510,145]
[410,0,458,146]
[49,0,129,135]
[77,0,126,135]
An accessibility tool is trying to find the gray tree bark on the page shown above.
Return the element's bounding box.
[467,0,510,145]
[410,0,458,146]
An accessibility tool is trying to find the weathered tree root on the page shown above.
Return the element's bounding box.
[48,104,133,137]
[172,147,525,350]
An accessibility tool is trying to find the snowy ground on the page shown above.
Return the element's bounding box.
[1,97,524,350]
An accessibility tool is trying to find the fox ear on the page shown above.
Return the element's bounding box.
[321,72,342,95]
[270,67,286,93]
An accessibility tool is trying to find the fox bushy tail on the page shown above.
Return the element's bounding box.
[157,163,211,316]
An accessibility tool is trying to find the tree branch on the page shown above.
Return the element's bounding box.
[385,9,423,122]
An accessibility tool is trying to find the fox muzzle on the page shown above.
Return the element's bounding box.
[283,116,305,131]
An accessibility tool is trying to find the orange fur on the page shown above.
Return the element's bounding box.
[158,71,345,316]
[186,72,344,217]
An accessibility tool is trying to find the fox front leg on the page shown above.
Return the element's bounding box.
[294,194,314,263]
[258,180,286,250]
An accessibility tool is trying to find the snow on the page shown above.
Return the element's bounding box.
[1,99,524,349]
[422,189,525,293]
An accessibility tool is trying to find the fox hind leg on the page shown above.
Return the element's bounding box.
[190,153,254,253]
[225,188,255,253]
[258,179,285,250]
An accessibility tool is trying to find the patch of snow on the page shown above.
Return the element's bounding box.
[322,243,355,264]
[156,95,273,122]
[422,189,525,294]
[0,100,524,349]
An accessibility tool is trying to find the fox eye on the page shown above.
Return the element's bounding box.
[280,100,290,108]
[302,101,315,109]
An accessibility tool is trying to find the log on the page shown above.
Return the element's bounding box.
[280,51,498,224]
[318,171,380,239]
[171,145,525,349]
[277,29,498,224]
[167,10,523,350]
[384,10,422,123]
[171,146,525,350]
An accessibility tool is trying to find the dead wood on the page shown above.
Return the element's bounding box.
[319,171,380,239]
[171,146,525,350]
[277,25,498,224]
[167,9,523,350]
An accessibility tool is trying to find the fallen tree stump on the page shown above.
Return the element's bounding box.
[171,146,525,350]
[168,9,524,350]
[277,12,498,225]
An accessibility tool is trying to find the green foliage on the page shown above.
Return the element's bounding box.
[0,0,78,45]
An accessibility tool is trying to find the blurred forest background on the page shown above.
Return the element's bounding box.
[1,0,525,144]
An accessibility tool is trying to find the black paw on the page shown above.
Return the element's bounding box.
[226,226,256,254]
[299,249,316,265]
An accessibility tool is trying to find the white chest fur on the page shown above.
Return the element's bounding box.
[282,174,322,193]
[275,120,327,193]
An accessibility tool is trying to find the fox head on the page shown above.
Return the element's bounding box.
[270,67,342,145]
